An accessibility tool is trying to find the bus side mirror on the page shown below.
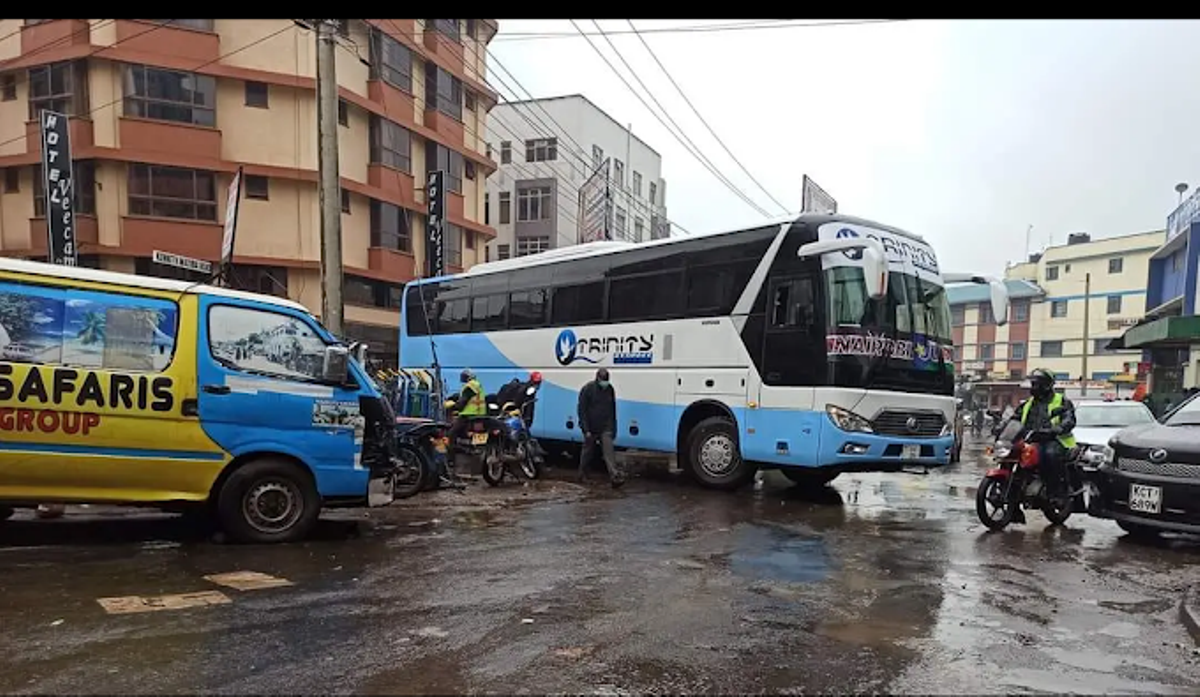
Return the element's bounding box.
[796,237,889,300]
[323,345,351,384]
[989,279,1010,327]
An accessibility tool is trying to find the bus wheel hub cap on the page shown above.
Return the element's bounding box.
[700,435,736,476]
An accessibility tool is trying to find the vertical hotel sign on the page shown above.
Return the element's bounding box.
[39,110,76,266]
[426,170,445,278]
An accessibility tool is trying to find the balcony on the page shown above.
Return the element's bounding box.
[112,20,220,64]
[23,117,94,160]
[367,165,416,208]
[25,215,100,255]
[447,191,464,222]
[121,216,222,259]
[423,108,464,147]
[422,28,465,74]
[367,80,415,126]
[21,20,92,56]
[118,118,221,166]
[368,247,416,280]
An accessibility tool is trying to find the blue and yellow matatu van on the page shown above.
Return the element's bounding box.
[0,257,398,543]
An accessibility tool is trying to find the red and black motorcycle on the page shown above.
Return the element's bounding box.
[975,416,1085,530]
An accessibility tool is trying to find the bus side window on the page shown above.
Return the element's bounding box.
[770,278,815,330]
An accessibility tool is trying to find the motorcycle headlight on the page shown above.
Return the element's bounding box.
[994,446,1012,459]
[826,405,874,433]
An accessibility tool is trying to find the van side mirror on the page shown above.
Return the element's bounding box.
[796,237,889,300]
[323,345,351,384]
[353,342,369,366]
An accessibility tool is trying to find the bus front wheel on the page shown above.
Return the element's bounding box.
[686,416,756,491]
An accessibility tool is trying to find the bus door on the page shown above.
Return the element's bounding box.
[747,272,824,466]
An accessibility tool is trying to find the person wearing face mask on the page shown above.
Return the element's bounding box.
[577,367,625,488]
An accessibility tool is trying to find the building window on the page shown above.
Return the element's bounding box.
[123,64,216,127]
[1012,301,1029,322]
[593,145,603,168]
[632,171,642,196]
[1050,299,1068,318]
[979,302,994,325]
[1065,264,1071,273]
[1041,340,1063,358]
[951,305,965,326]
[244,80,268,108]
[500,141,511,164]
[497,244,510,260]
[1108,257,1123,274]
[517,187,552,222]
[516,236,550,257]
[1094,338,1117,355]
[979,343,994,360]
[498,191,511,224]
[649,181,657,205]
[1,74,15,101]
[1011,342,1026,360]
[429,19,461,43]
[484,192,489,225]
[338,99,348,127]
[466,20,477,39]
[613,159,625,187]
[1045,265,1059,281]
[128,164,215,221]
[634,217,644,241]
[28,60,88,119]
[464,91,476,112]
[369,27,413,93]
[525,138,558,163]
[614,207,627,240]
[1010,368,1024,380]
[465,161,476,180]
[370,200,411,252]
[426,143,463,194]
[34,162,96,216]
[144,19,214,32]
[1106,295,1122,314]
[465,229,475,250]
[444,223,463,268]
[244,175,269,200]
[369,116,412,173]
[341,189,351,214]
[424,63,463,121]
[3,168,17,193]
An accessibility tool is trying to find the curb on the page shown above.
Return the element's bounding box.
[1181,585,1200,646]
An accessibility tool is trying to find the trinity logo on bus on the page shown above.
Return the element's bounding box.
[0,258,401,544]
[400,213,1008,491]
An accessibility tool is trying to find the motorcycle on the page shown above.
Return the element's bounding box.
[446,383,543,487]
[391,417,465,496]
[975,414,1085,531]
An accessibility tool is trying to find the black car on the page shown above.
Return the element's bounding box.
[1089,393,1200,537]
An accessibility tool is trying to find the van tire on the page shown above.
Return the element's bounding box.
[216,458,321,544]
[686,416,756,491]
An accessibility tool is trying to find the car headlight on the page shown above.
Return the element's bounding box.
[825,405,873,433]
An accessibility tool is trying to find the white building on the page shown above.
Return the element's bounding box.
[483,94,669,260]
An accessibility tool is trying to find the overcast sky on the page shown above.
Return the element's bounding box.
[488,19,1200,277]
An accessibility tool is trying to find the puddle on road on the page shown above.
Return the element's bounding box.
[728,523,831,585]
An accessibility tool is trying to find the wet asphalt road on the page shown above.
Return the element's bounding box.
[2,439,1200,695]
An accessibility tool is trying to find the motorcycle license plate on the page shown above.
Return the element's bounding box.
[1128,484,1162,514]
[901,444,921,460]
[470,432,489,446]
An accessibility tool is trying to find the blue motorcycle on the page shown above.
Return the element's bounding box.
[480,383,543,487]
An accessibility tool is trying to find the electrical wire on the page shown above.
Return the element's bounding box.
[494,19,907,41]
[0,19,118,69]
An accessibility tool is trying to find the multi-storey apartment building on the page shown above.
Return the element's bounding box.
[0,19,498,362]
[483,94,669,260]
[1006,230,1165,384]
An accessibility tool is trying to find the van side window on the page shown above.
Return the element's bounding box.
[0,282,178,371]
[209,305,328,382]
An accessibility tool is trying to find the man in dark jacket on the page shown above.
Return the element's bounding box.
[577,368,625,488]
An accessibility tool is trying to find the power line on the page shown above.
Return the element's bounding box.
[572,19,772,218]
[626,19,791,216]
[494,19,907,42]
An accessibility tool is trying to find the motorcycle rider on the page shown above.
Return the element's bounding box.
[1013,368,1078,502]
[445,368,487,461]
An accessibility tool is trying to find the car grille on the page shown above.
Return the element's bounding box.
[872,410,946,438]
[1116,457,1200,480]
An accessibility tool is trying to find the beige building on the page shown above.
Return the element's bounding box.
[0,19,498,362]
[1006,230,1165,383]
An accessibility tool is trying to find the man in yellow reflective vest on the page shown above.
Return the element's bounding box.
[1016,368,1079,502]
[446,368,487,460]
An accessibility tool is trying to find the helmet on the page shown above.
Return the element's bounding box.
[1028,368,1055,398]
[460,368,475,384]
[530,371,543,384]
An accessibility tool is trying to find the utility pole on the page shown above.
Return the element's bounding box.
[316,19,344,336]
[1081,272,1091,397]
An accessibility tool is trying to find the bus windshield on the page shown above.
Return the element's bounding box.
[825,266,952,342]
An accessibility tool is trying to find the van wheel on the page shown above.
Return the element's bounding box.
[686,416,756,491]
[216,458,321,544]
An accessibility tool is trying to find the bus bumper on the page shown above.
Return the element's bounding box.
[816,419,953,470]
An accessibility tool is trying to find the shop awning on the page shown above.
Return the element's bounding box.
[1119,315,1200,349]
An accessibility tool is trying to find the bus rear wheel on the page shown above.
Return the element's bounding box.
[686,416,756,491]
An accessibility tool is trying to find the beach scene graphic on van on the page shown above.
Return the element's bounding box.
[209,305,327,382]
[0,283,177,371]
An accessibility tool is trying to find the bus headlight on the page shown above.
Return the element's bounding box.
[826,405,874,433]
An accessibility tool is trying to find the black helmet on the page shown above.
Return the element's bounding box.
[460,368,475,384]
[1028,368,1055,398]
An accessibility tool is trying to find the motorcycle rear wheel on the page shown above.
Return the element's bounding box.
[976,475,1017,531]
[481,444,505,487]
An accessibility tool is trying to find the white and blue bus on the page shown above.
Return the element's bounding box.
[399,214,1008,490]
